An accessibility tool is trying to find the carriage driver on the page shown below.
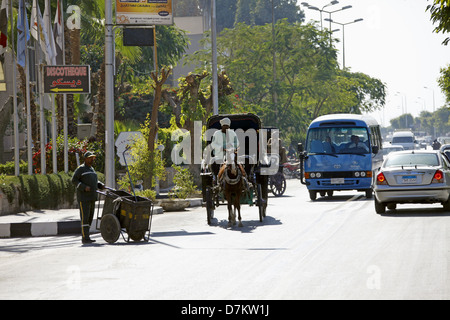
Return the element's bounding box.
[210,117,246,179]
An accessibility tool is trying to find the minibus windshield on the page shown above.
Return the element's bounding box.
[306,127,370,155]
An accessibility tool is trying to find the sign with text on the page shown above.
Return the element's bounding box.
[116,0,173,25]
[44,65,91,94]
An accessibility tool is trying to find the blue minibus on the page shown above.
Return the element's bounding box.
[298,114,383,200]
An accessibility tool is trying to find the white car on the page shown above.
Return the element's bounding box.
[374,150,450,214]
[382,144,404,156]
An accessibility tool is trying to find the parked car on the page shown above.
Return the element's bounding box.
[374,150,450,214]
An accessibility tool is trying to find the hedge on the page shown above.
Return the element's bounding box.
[0,172,105,210]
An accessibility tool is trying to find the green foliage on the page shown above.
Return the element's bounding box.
[389,107,450,137]
[438,65,450,103]
[168,165,197,200]
[427,0,450,45]
[135,189,157,201]
[159,116,185,167]
[0,172,90,209]
[117,117,167,192]
[0,160,28,175]
[32,135,105,174]
[186,21,386,146]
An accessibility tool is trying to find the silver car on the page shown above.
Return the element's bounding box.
[374,150,450,214]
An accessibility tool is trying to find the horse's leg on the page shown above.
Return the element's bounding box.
[237,195,243,227]
[227,195,233,227]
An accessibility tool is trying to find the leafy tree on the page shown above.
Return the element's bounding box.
[235,0,256,25]
[174,0,202,17]
[234,0,304,26]
[433,106,450,136]
[427,0,450,45]
[217,0,239,32]
[253,0,304,25]
[185,20,385,145]
[438,65,450,103]
[390,114,415,131]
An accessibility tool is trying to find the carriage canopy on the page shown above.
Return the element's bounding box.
[207,113,262,131]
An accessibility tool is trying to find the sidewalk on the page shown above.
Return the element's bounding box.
[0,198,203,238]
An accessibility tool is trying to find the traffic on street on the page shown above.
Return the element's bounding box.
[1,179,450,300]
[0,0,449,304]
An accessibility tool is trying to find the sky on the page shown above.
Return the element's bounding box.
[298,0,450,127]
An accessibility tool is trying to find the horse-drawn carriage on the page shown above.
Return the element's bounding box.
[201,113,272,226]
[264,127,287,197]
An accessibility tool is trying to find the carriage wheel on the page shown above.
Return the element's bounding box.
[270,172,286,197]
[257,184,265,222]
[100,214,121,244]
[206,187,214,225]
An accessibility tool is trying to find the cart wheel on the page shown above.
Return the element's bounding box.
[128,230,146,242]
[270,172,286,197]
[206,187,214,225]
[100,214,121,244]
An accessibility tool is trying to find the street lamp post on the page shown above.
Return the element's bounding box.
[424,86,436,112]
[211,0,218,115]
[272,0,278,126]
[105,0,115,187]
[395,92,408,128]
[301,1,352,31]
[424,86,436,137]
[325,18,363,69]
[301,1,336,30]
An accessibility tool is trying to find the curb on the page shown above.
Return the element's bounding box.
[0,199,203,239]
[0,220,87,238]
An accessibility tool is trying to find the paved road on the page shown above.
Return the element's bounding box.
[1,180,449,300]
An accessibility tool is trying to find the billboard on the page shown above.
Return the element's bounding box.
[116,0,173,25]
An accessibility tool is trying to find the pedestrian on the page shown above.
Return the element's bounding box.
[432,139,441,150]
[72,151,105,244]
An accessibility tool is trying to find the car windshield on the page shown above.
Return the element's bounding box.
[392,136,414,144]
[306,127,370,155]
[384,153,440,168]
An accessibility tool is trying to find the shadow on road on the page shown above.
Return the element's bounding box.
[379,207,450,218]
[210,215,282,233]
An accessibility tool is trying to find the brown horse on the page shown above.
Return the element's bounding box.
[218,152,246,227]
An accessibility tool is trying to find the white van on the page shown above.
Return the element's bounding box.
[391,131,416,150]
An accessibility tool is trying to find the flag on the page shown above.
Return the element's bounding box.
[53,0,63,65]
[30,0,56,65]
[43,0,57,64]
[17,0,30,67]
[0,0,7,57]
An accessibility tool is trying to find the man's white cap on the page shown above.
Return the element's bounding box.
[220,117,231,126]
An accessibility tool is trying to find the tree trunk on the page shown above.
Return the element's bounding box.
[145,67,172,189]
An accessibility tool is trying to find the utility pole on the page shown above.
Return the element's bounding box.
[272,0,278,126]
[211,0,218,115]
[105,0,115,187]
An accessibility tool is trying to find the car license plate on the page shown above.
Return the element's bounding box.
[331,178,345,184]
[402,175,417,184]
